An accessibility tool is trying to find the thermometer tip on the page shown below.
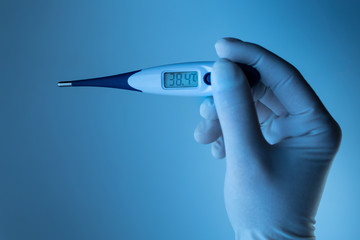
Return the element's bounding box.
[57,81,72,87]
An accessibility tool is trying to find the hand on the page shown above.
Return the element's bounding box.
[194,38,341,239]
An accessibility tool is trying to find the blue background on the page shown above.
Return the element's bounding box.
[1,0,359,239]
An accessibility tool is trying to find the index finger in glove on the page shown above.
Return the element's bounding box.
[215,38,326,116]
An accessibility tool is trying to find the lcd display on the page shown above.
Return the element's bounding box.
[163,71,198,88]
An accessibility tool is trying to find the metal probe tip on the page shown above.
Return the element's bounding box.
[57,82,72,87]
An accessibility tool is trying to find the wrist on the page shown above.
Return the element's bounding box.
[234,228,315,240]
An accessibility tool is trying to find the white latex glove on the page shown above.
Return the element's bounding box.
[194,38,341,239]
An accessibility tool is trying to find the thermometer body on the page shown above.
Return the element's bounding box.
[129,61,212,96]
[57,61,259,96]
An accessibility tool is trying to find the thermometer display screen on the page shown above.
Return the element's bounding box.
[163,71,198,88]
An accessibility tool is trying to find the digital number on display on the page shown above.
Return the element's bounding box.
[163,71,198,88]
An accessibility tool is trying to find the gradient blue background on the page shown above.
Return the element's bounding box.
[1,0,359,239]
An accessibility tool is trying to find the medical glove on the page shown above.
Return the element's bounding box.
[194,38,341,239]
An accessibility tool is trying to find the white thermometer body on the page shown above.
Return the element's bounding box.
[128,61,212,96]
[57,61,259,96]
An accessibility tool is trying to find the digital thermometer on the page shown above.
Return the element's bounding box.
[57,61,260,96]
